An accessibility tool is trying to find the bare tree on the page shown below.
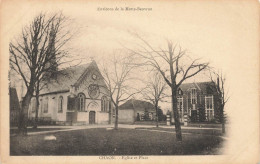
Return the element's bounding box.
[32,77,48,129]
[141,71,168,127]
[127,35,209,142]
[209,70,229,133]
[9,12,74,134]
[101,53,138,130]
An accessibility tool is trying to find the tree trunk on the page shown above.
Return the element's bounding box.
[155,104,159,128]
[220,104,225,134]
[18,91,33,135]
[222,123,225,134]
[33,94,39,129]
[33,83,40,129]
[171,89,182,142]
[114,105,119,130]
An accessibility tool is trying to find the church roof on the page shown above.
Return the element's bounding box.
[119,99,155,111]
[40,61,93,95]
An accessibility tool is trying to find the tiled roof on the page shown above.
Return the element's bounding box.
[179,81,215,94]
[40,62,92,95]
[119,99,155,111]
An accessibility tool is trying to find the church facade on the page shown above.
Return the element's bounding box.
[28,61,113,125]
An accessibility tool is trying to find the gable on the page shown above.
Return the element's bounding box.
[179,81,217,95]
[74,61,109,98]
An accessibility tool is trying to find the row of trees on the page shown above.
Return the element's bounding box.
[10,13,228,142]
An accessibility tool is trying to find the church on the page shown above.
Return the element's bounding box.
[27,60,113,125]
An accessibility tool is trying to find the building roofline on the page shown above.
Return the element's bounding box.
[39,89,70,96]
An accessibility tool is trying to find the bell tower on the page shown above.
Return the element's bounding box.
[45,23,58,79]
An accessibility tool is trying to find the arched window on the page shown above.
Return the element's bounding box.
[78,93,85,111]
[58,96,63,113]
[101,96,107,112]
[178,88,183,95]
[43,97,48,113]
[190,88,197,104]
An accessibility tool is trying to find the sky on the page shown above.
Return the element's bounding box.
[2,1,258,109]
[1,0,259,157]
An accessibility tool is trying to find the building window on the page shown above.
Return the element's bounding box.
[43,97,48,113]
[205,95,214,121]
[178,88,183,95]
[109,101,111,112]
[191,88,197,104]
[58,96,63,113]
[101,96,108,112]
[31,98,36,113]
[88,84,100,99]
[78,93,85,111]
[177,97,184,122]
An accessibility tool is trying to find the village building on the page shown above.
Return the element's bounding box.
[26,60,113,125]
[118,99,156,124]
[175,81,218,122]
[10,61,219,125]
[117,82,219,124]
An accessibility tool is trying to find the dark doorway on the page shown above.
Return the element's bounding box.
[190,110,197,122]
[89,111,96,124]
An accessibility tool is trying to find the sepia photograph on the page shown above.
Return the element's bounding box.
[1,0,259,163]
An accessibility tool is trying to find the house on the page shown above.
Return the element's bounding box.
[175,81,218,122]
[27,60,113,125]
[118,99,156,124]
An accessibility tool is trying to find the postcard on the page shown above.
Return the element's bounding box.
[1,0,259,164]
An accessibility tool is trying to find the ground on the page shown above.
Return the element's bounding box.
[10,126,225,155]
[10,128,69,134]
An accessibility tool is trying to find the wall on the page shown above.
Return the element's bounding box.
[118,109,135,124]
[77,112,88,122]
[28,92,69,122]
[97,112,109,124]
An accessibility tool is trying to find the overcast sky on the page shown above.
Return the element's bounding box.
[2,1,258,116]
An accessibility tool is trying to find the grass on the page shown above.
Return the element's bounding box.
[10,128,224,155]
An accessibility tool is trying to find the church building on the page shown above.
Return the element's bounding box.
[28,60,113,125]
